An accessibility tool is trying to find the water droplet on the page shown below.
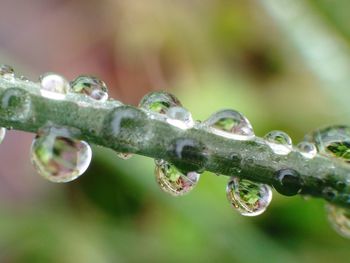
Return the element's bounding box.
[0,127,6,144]
[39,73,69,100]
[226,177,272,216]
[264,130,292,155]
[308,126,350,163]
[19,75,29,81]
[323,187,337,201]
[116,152,133,160]
[168,138,207,173]
[297,141,317,159]
[0,65,14,80]
[326,204,350,239]
[139,91,181,114]
[0,88,32,121]
[274,168,301,196]
[166,106,194,129]
[155,159,200,196]
[31,133,92,183]
[70,75,108,102]
[204,109,255,140]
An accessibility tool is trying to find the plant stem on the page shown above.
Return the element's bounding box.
[1,77,350,207]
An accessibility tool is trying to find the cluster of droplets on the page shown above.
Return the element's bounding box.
[2,66,350,238]
[306,125,350,239]
[0,65,113,182]
[139,91,199,196]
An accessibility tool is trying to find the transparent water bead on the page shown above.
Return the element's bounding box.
[155,159,200,196]
[264,130,292,155]
[308,126,350,163]
[326,204,350,239]
[116,152,132,160]
[226,177,272,216]
[0,64,15,80]
[0,128,6,144]
[204,109,255,140]
[166,106,194,129]
[0,88,32,121]
[39,73,69,100]
[70,75,108,102]
[297,141,317,159]
[31,133,92,183]
[139,91,181,114]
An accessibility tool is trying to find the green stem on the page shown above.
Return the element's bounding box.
[1,77,350,207]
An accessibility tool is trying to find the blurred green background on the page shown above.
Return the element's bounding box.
[0,0,350,262]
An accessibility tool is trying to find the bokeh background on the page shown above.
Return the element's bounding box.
[0,0,350,262]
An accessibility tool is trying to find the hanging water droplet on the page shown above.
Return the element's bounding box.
[326,204,350,239]
[70,75,108,102]
[155,159,200,196]
[204,109,255,140]
[139,91,181,114]
[116,152,133,160]
[0,65,15,80]
[308,126,350,163]
[264,130,292,155]
[226,177,272,216]
[166,106,194,129]
[0,88,32,121]
[0,127,6,144]
[31,133,92,183]
[39,73,69,100]
[297,141,317,159]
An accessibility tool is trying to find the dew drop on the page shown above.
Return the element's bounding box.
[139,91,181,114]
[264,130,292,155]
[226,177,272,216]
[0,65,15,80]
[19,76,29,81]
[166,106,194,129]
[274,168,301,196]
[204,109,255,140]
[31,133,92,183]
[0,127,6,144]
[155,159,200,196]
[70,75,108,102]
[116,152,133,160]
[39,73,69,100]
[308,126,350,163]
[0,88,32,121]
[326,204,350,239]
[297,141,317,159]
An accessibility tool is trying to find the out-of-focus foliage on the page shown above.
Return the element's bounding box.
[0,0,350,262]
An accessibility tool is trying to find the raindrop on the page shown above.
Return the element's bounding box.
[139,91,181,114]
[0,65,15,80]
[39,72,69,100]
[155,159,200,196]
[327,204,350,239]
[19,76,29,81]
[0,128,6,144]
[226,177,272,216]
[297,141,317,159]
[31,132,92,183]
[0,88,32,121]
[274,168,301,196]
[204,109,255,140]
[308,126,350,163]
[264,130,292,155]
[70,75,108,102]
[166,106,194,129]
[116,152,132,160]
